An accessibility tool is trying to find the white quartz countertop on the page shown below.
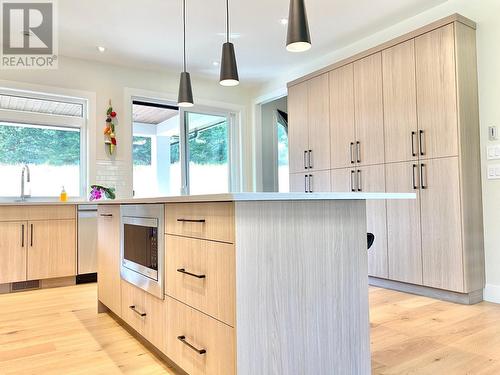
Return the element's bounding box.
[0,192,415,206]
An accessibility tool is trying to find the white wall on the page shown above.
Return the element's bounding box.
[252,0,500,303]
[0,55,255,197]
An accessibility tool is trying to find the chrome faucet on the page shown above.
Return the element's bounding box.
[20,164,31,201]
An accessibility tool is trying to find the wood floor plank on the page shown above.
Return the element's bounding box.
[1,284,500,374]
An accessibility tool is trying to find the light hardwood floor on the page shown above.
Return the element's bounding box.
[1,284,500,374]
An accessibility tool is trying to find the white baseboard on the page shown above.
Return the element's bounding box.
[484,284,500,304]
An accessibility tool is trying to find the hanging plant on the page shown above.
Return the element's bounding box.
[103,100,117,155]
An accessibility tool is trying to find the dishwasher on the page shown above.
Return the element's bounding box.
[77,205,98,283]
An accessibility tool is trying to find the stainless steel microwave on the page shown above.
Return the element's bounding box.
[120,204,164,299]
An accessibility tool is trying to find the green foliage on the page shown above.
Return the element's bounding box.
[277,122,289,167]
[188,122,228,165]
[0,123,80,166]
[132,136,152,166]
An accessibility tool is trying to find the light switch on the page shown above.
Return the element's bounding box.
[487,145,500,160]
[488,165,500,179]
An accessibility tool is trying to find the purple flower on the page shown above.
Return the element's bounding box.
[89,187,103,201]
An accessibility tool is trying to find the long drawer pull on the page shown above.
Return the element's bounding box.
[30,224,33,247]
[21,224,25,247]
[177,218,206,223]
[100,213,113,217]
[177,268,206,279]
[129,305,147,317]
[177,335,207,355]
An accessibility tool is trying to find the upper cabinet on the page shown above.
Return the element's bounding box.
[415,24,459,160]
[288,73,330,174]
[354,52,385,166]
[329,64,356,169]
[383,40,418,163]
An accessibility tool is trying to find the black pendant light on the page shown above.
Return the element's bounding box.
[286,0,311,52]
[178,0,194,107]
[219,0,239,86]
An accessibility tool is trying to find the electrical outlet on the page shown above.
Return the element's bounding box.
[489,126,498,141]
[487,165,500,180]
[487,145,500,160]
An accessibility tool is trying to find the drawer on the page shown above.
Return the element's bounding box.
[121,280,166,353]
[165,202,234,243]
[166,235,235,326]
[166,297,235,375]
[0,205,76,222]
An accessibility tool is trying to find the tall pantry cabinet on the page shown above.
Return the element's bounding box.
[288,15,484,300]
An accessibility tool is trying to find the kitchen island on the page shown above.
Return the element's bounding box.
[96,192,413,375]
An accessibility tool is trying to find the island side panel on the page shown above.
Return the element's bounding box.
[235,200,370,375]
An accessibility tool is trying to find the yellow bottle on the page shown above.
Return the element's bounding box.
[60,186,68,202]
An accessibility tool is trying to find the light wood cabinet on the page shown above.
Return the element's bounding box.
[330,65,356,169]
[415,24,459,160]
[386,162,423,285]
[288,81,309,174]
[27,219,76,280]
[420,157,464,292]
[287,16,484,299]
[97,205,122,316]
[354,53,385,166]
[0,222,27,284]
[289,170,331,193]
[288,74,330,174]
[383,40,419,163]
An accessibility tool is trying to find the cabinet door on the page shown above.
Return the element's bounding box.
[0,221,27,283]
[288,81,309,173]
[97,205,122,315]
[383,40,419,163]
[308,74,330,171]
[420,157,464,292]
[415,24,458,159]
[289,173,308,193]
[357,164,388,278]
[330,168,354,192]
[308,170,331,193]
[385,162,422,285]
[330,65,356,169]
[27,219,76,280]
[354,53,385,166]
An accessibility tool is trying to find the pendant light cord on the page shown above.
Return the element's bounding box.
[226,0,229,43]
[183,0,187,72]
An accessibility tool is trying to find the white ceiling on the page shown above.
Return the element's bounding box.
[59,0,448,84]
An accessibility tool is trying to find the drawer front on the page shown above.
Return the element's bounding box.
[0,205,76,222]
[121,280,146,335]
[166,235,235,326]
[166,297,235,375]
[121,280,167,353]
[165,203,234,243]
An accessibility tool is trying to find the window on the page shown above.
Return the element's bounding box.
[132,99,236,197]
[277,109,289,192]
[0,89,87,198]
[186,111,229,195]
[132,101,181,197]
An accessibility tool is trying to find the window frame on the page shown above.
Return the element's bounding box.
[130,95,241,197]
[0,87,88,198]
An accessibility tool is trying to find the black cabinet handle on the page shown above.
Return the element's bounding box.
[411,131,417,157]
[303,150,308,170]
[30,224,33,247]
[308,150,313,169]
[129,305,147,317]
[177,268,206,279]
[420,164,427,189]
[308,174,313,193]
[177,218,206,223]
[419,130,425,156]
[100,213,113,217]
[412,164,418,190]
[21,224,25,247]
[356,141,361,163]
[351,170,356,192]
[350,142,355,164]
[177,336,206,355]
[357,170,362,192]
[304,175,308,193]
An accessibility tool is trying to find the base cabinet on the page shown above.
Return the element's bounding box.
[0,221,27,284]
[166,296,235,375]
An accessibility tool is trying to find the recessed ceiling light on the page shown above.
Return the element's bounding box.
[280,18,289,25]
[212,61,220,67]
[97,46,106,53]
